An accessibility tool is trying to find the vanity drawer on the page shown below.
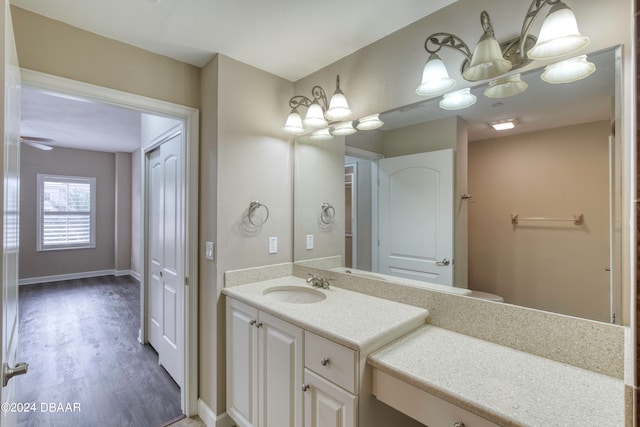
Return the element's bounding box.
[372,368,500,427]
[304,331,357,394]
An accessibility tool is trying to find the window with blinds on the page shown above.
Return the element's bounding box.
[37,174,96,251]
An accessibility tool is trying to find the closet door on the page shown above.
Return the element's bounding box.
[148,132,184,387]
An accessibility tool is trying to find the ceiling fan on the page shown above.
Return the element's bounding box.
[20,136,54,151]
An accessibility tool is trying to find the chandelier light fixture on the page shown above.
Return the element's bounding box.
[416,0,593,110]
[282,75,383,140]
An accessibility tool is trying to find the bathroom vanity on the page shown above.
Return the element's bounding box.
[223,276,429,427]
[223,271,626,427]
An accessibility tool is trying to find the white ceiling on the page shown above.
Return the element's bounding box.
[20,88,142,153]
[10,0,456,82]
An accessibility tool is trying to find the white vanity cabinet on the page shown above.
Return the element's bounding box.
[226,297,304,427]
[303,332,358,427]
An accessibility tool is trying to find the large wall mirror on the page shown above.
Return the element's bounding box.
[294,45,623,325]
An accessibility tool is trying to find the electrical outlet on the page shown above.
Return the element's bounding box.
[268,237,278,254]
[205,241,215,261]
[306,234,314,250]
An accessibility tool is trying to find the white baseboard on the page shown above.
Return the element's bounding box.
[197,399,234,427]
[19,269,138,286]
[116,269,141,282]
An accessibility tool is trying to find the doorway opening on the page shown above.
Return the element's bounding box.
[16,70,199,417]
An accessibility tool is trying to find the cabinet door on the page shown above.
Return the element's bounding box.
[259,311,304,427]
[304,369,357,427]
[227,298,259,427]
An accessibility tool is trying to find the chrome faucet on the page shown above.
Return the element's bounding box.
[307,273,333,289]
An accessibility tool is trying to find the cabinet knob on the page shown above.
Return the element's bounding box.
[301,384,310,392]
[255,322,263,328]
[320,357,330,367]
[249,320,257,326]
[453,422,465,427]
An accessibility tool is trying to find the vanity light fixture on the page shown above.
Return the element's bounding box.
[310,128,334,141]
[490,118,519,131]
[540,55,596,84]
[484,74,528,98]
[283,75,352,135]
[283,77,385,138]
[331,121,358,136]
[439,88,477,111]
[416,0,591,103]
[355,114,384,130]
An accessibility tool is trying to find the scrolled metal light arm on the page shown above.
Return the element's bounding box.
[420,0,564,79]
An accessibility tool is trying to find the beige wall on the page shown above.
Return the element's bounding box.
[468,121,611,322]
[19,145,116,279]
[11,6,200,109]
[199,54,294,413]
[294,137,346,262]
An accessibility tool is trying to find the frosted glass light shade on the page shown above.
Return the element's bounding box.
[310,128,333,141]
[303,101,328,129]
[527,3,590,60]
[325,90,352,121]
[331,121,357,136]
[356,114,384,130]
[416,54,457,97]
[282,110,305,135]
[484,74,528,98]
[439,88,477,110]
[541,55,595,84]
[463,35,512,81]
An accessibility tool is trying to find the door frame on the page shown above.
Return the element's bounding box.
[19,69,200,415]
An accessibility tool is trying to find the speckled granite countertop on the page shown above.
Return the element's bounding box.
[368,325,625,427]
[222,276,429,353]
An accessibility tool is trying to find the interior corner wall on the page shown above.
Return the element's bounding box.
[468,121,611,322]
[198,53,220,414]
[19,145,116,280]
[211,54,294,413]
[115,152,132,273]
[10,5,200,108]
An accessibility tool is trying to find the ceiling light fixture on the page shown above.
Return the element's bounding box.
[490,118,519,131]
[416,0,592,106]
[282,76,384,138]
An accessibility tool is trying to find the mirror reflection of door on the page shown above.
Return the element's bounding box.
[345,165,355,268]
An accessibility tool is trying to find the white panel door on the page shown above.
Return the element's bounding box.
[303,369,356,427]
[259,311,303,427]
[148,148,163,350]
[1,2,22,426]
[148,132,184,387]
[378,149,454,286]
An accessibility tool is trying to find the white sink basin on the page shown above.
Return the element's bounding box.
[263,286,327,304]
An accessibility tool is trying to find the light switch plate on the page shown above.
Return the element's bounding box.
[205,241,214,261]
[268,237,278,254]
[306,234,314,250]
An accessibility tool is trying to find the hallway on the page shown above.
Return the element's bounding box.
[14,275,181,427]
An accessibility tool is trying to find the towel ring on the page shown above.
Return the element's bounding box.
[320,202,336,225]
[248,200,269,226]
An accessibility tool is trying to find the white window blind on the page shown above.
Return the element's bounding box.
[37,175,96,251]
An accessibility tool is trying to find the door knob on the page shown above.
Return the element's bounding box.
[436,258,450,266]
[3,362,28,387]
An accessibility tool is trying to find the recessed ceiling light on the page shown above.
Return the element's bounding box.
[490,118,519,131]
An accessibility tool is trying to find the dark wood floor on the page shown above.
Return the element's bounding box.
[15,275,182,427]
